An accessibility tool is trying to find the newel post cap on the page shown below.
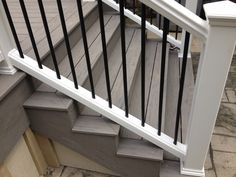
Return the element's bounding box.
[204,0,236,27]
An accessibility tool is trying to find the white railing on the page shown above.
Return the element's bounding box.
[1,0,236,177]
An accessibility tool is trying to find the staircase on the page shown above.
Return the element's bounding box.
[16,2,194,177]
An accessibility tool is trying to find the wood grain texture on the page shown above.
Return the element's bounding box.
[35,134,60,167]
[23,128,48,175]
[0,164,12,177]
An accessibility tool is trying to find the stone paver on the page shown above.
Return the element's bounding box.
[211,135,236,153]
[213,151,236,177]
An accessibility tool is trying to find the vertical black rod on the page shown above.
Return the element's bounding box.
[174,32,190,145]
[150,8,153,25]
[119,0,129,117]
[158,17,169,135]
[158,14,162,29]
[38,0,60,79]
[76,0,95,98]
[141,4,146,126]
[175,25,179,40]
[2,0,24,58]
[97,0,112,107]
[56,0,78,89]
[132,0,135,14]
[19,0,42,68]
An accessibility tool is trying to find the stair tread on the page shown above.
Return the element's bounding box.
[72,116,120,136]
[37,14,117,93]
[120,42,163,139]
[23,91,73,111]
[25,2,97,59]
[117,138,163,161]
[80,28,136,116]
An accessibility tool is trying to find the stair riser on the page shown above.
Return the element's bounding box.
[29,113,161,177]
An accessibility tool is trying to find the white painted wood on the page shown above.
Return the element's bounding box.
[138,0,208,41]
[102,0,181,48]
[8,49,186,159]
[182,1,236,176]
[0,1,17,75]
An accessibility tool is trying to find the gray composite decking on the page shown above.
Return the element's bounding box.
[1,1,195,175]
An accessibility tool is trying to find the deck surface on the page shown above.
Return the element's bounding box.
[7,0,86,54]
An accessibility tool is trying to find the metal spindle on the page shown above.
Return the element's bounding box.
[76,0,95,98]
[19,0,42,68]
[158,17,169,135]
[174,32,190,145]
[119,0,129,117]
[97,0,112,107]
[2,0,24,58]
[38,0,60,79]
[141,4,146,126]
[150,8,153,25]
[57,0,78,89]
[132,0,135,14]
[158,14,162,29]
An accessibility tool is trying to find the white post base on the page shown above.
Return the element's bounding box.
[0,65,17,75]
[180,161,205,177]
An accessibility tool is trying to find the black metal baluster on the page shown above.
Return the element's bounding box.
[132,0,135,14]
[76,0,95,98]
[97,0,112,107]
[19,0,42,68]
[2,0,24,58]
[174,32,190,145]
[56,0,78,89]
[141,4,146,126]
[158,14,162,29]
[158,17,169,135]
[119,0,129,117]
[150,8,153,25]
[38,0,60,79]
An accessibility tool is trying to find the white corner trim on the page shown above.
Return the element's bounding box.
[180,161,205,177]
[9,48,187,159]
[0,65,17,75]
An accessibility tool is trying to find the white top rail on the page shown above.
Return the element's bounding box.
[139,0,209,40]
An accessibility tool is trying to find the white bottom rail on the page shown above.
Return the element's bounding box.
[9,49,186,159]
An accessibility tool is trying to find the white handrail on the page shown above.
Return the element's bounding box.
[8,48,187,159]
[102,0,182,48]
[138,0,209,40]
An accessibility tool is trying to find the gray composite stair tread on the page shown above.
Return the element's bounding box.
[120,41,160,139]
[37,14,114,92]
[72,116,120,136]
[68,15,120,84]
[25,2,97,59]
[111,29,141,109]
[0,72,26,101]
[80,28,136,116]
[117,138,163,161]
[23,91,73,111]
[145,44,169,129]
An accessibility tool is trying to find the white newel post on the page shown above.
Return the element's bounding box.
[0,1,17,75]
[182,1,236,176]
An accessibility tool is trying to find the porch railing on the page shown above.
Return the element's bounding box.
[0,0,236,176]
